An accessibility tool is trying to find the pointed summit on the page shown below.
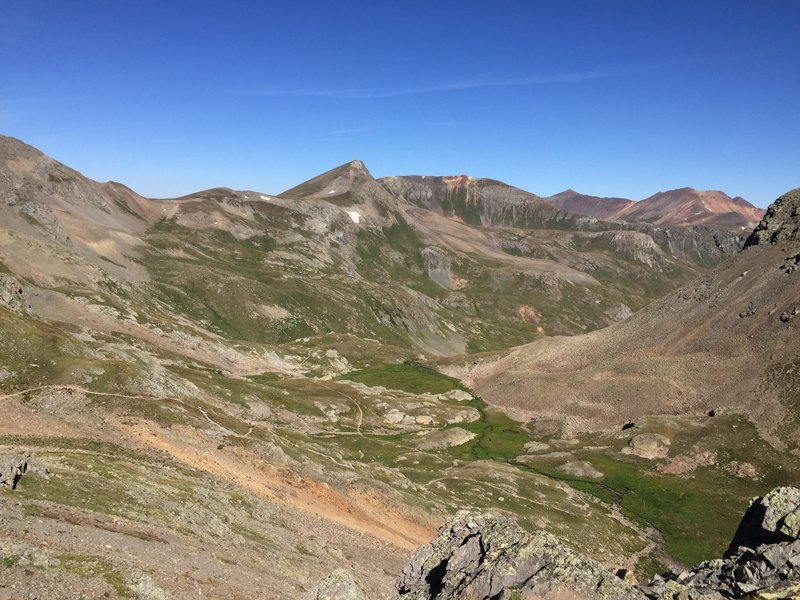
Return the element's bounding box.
[278,160,374,203]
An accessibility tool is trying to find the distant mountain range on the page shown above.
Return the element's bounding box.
[546,187,764,229]
[0,132,797,598]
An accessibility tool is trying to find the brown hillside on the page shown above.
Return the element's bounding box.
[470,188,800,447]
[546,189,634,220]
[615,187,764,229]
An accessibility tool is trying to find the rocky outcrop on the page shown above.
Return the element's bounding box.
[0,274,30,312]
[381,175,585,230]
[647,541,800,599]
[415,427,476,451]
[305,569,367,600]
[395,511,643,599]
[307,487,800,600]
[0,456,28,489]
[728,487,800,552]
[0,455,49,490]
[646,486,800,599]
[622,433,671,459]
[744,188,800,248]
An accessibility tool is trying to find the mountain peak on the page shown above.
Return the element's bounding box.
[615,187,762,229]
[0,134,46,163]
[347,159,369,174]
[545,189,634,220]
[277,159,374,201]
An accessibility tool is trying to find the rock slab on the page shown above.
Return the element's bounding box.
[395,511,644,599]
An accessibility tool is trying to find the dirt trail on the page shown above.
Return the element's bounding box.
[1,383,434,550]
[304,379,365,436]
[117,419,431,550]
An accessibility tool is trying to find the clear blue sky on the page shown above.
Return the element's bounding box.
[1,1,798,205]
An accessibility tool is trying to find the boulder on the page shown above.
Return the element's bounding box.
[644,487,800,599]
[558,460,603,479]
[305,569,367,600]
[395,511,644,599]
[0,456,28,489]
[416,428,476,451]
[728,487,800,554]
[647,540,800,599]
[622,433,671,460]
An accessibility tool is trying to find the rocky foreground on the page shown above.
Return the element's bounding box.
[309,487,800,600]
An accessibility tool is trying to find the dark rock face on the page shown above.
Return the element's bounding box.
[381,175,584,230]
[395,511,644,600]
[744,188,800,248]
[727,487,800,553]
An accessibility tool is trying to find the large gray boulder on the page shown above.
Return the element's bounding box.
[646,539,800,599]
[395,511,644,600]
[646,487,800,599]
[728,486,800,553]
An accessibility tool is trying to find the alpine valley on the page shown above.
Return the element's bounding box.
[1,134,799,599]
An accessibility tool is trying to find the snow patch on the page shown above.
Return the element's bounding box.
[260,195,272,201]
[329,189,336,194]
[346,211,362,224]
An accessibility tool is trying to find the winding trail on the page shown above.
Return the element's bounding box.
[300,379,365,437]
[0,383,432,550]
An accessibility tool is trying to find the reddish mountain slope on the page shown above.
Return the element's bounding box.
[615,187,764,229]
[546,186,764,230]
[546,189,634,220]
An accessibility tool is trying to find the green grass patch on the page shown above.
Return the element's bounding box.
[2,555,20,568]
[454,398,529,462]
[57,553,133,597]
[340,362,465,394]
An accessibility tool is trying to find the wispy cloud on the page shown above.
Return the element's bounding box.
[318,126,375,138]
[235,63,663,100]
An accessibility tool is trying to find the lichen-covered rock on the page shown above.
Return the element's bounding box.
[648,540,800,599]
[744,188,800,248]
[760,487,800,540]
[622,433,671,460]
[395,511,644,599]
[416,427,476,451]
[305,569,367,600]
[728,487,800,553]
[644,487,800,599]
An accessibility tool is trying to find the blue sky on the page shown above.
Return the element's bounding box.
[1,1,798,205]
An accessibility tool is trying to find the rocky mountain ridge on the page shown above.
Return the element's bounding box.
[472,186,800,445]
[547,188,635,221]
[0,133,797,599]
[0,133,748,357]
[545,187,764,230]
